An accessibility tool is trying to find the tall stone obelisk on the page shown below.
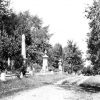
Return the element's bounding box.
[20,34,26,78]
[21,34,26,61]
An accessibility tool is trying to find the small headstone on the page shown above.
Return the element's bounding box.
[27,66,31,72]
[29,70,33,76]
[20,72,23,79]
[1,72,6,81]
[72,73,75,75]
[51,71,54,74]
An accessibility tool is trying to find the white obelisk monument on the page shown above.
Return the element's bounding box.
[21,34,26,78]
[21,34,26,61]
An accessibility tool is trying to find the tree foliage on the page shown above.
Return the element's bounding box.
[0,0,10,16]
[26,14,52,65]
[81,66,94,76]
[63,40,83,73]
[0,0,52,70]
[48,43,63,69]
[86,0,100,74]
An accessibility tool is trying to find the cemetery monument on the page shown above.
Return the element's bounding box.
[41,50,48,73]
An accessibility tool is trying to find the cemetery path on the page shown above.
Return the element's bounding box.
[2,75,100,100]
[2,84,100,100]
[2,85,73,100]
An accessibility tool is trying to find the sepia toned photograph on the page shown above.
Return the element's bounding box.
[0,0,100,100]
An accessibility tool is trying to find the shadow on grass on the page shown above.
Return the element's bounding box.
[79,84,100,93]
[59,81,100,94]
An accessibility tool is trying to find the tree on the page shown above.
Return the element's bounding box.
[0,0,14,70]
[0,13,22,60]
[0,0,52,71]
[86,0,100,74]
[53,43,63,58]
[49,43,63,69]
[0,0,11,35]
[0,0,10,15]
[26,14,52,65]
[63,40,83,73]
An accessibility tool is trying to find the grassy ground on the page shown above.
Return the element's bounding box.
[57,75,100,100]
[0,73,66,98]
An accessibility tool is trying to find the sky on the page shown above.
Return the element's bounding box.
[10,0,93,58]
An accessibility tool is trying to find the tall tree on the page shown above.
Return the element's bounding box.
[19,12,52,65]
[0,1,52,70]
[86,0,100,74]
[50,43,63,68]
[0,0,10,15]
[63,40,83,73]
[27,25,52,65]
[0,13,22,60]
[0,0,13,70]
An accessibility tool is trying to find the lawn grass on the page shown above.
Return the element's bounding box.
[0,73,66,98]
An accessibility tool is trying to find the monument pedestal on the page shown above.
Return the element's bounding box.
[59,59,63,74]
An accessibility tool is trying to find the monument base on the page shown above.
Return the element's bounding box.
[40,69,48,73]
[59,71,63,74]
[29,70,34,76]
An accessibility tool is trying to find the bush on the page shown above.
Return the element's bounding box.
[53,68,59,72]
[81,66,94,76]
[63,65,69,72]
[48,66,54,71]
[0,60,7,72]
[13,55,28,77]
[14,55,23,70]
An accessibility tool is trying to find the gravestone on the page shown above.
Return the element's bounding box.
[29,70,33,76]
[1,72,6,81]
[27,67,34,76]
[41,50,48,73]
[20,72,23,79]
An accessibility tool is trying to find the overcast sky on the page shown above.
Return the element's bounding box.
[10,0,93,58]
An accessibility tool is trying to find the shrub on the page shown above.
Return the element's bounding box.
[14,55,23,70]
[0,60,7,72]
[81,66,94,76]
[48,66,54,71]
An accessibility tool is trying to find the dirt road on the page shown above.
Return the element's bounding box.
[1,75,100,100]
[2,85,73,100]
[2,84,100,100]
